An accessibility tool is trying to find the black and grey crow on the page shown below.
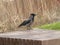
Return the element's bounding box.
[18,13,36,30]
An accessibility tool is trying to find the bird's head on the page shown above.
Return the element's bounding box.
[30,13,36,16]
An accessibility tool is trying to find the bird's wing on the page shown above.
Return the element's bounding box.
[18,20,27,27]
[18,20,31,27]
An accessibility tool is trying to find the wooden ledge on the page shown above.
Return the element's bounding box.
[0,29,60,45]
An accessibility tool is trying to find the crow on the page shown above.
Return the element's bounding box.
[18,13,36,30]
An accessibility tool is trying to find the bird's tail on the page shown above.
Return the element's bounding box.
[18,24,22,28]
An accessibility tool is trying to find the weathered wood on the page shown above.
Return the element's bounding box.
[0,38,42,45]
[0,29,60,45]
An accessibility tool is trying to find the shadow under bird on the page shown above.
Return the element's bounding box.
[18,13,36,30]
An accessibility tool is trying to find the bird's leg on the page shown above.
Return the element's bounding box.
[27,26,30,30]
[29,25,32,30]
[27,25,32,30]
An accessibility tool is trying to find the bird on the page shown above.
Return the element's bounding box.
[18,13,36,30]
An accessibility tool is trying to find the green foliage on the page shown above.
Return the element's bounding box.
[38,22,60,30]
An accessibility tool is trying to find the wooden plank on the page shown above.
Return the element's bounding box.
[0,37,42,45]
[0,29,60,45]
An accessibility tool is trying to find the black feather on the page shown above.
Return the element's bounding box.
[18,20,31,27]
[18,13,36,28]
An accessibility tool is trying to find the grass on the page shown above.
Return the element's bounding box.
[38,22,60,30]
